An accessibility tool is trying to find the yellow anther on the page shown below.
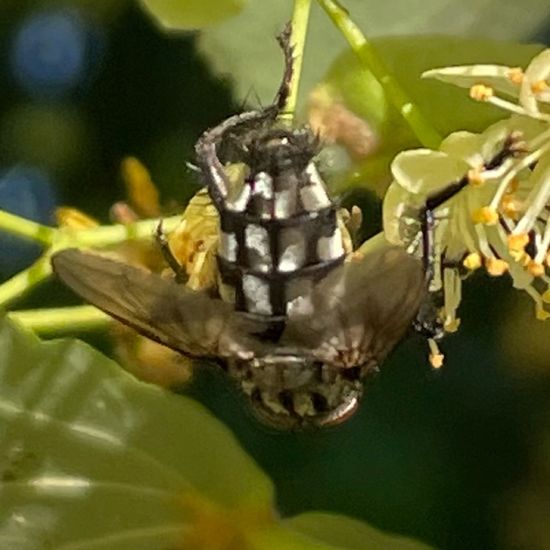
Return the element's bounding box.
[527,260,545,277]
[463,252,482,271]
[508,233,529,252]
[506,67,524,85]
[518,251,531,266]
[467,166,485,187]
[471,206,498,225]
[485,257,508,276]
[444,318,461,333]
[500,194,522,220]
[536,304,550,321]
[428,338,444,369]
[430,353,445,369]
[55,207,99,229]
[531,80,549,94]
[546,253,550,268]
[542,289,550,304]
[470,84,494,101]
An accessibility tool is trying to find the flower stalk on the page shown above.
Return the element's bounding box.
[281,0,313,121]
[316,0,442,148]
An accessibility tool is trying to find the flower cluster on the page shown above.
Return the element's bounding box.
[383,49,550,337]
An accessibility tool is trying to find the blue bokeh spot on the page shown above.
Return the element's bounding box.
[0,165,57,278]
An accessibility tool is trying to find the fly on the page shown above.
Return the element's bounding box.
[52,25,439,429]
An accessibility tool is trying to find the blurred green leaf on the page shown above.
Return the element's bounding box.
[0,315,273,548]
[326,36,543,141]
[198,0,549,107]
[0,317,436,549]
[318,37,544,193]
[140,0,246,30]
[0,104,90,180]
[314,37,543,193]
[283,513,436,550]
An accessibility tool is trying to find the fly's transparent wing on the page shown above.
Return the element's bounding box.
[281,245,425,369]
[51,249,269,360]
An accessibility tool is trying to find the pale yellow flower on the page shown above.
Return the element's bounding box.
[423,48,550,122]
[383,112,550,327]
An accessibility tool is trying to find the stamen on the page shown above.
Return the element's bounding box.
[467,166,485,187]
[463,252,482,270]
[531,80,549,94]
[470,84,494,101]
[485,257,509,276]
[500,194,522,220]
[443,267,462,332]
[508,233,529,252]
[513,144,550,235]
[525,284,550,320]
[475,223,495,259]
[506,67,524,85]
[428,339,444,369]
[489,167,523,212]
[534,220,550,264]
[489,95,550,121]
[444,318,461,332]
[527,260,545,277]
[472,206,499,225]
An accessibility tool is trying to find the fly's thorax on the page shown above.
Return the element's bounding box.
[214,127,346,318]
[227,356,365,429]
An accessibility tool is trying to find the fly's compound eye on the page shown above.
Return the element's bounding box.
[227,358,365,429]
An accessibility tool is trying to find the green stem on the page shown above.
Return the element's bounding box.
[0,215,182,308]
[0,209,55,246]
[316,0,442,149]
[0,255,53,307]
[282,0,313,121]
[67,215,181,248]
[8,305,110,335]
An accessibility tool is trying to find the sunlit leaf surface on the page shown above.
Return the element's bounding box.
[140,0,246,31]
[283,513,435,550]
[198,0,549,106]
[0,317,435,549]
[321,37,543,139]
[0,316,273,548]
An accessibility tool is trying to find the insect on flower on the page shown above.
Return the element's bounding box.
[51,26,520,429]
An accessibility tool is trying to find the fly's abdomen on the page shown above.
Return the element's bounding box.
[216,148,345,318]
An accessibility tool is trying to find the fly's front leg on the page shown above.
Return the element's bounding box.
[413,132,524,341]
[155,221,186,284]
[413,205,445,340]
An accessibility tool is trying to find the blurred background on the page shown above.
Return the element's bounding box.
[1,1,550,549]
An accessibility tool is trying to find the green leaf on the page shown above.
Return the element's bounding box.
[198,0,549,107]
[317,37,543,192]
[140,0,246,30]
[0,317,436,549]
[283,512,436,550]
[0,315,273,548]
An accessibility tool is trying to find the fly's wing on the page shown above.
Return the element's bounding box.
[280,245,425,369]
[51,249,270,361]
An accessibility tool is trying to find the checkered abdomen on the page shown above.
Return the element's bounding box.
[216,162,345,318]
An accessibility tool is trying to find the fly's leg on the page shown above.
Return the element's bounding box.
[194,24,294,210]
[155,221,186,284]
[413,133,525,340]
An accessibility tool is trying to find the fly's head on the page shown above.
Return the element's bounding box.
[227,354,367,429]
[243,126,320,179]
